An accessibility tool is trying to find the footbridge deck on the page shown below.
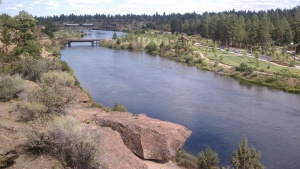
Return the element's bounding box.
[67,39,107,47]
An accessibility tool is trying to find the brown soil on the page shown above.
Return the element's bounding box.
[0,101,63,169]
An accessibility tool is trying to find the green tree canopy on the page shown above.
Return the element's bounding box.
[145,41,157,53]
[231,137,264,169]
[197,147,219,169]
[112,32,117,40]
[14,11,38,43]
[44,19,58,38]
[116,38,121,45]
[0,26,12,53]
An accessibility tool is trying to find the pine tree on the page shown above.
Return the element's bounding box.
[249,14,260,47]
[198,147,219,169]
[170,18,179,33]
[234,16,246,47]
[210,15,220,42]
[201,13,211,38]
[231,137,264,169]
[292,7,300,43]
[112,32,117,40]
[258,14,273,48]
[116,38,121,45]
[14,11,37,43]
[282,17,293,44]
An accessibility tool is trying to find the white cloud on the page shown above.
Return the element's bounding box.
[5,7,18,11]
[31,0,43,4]
[46,1,61,9]
[15,3,24,7]
[0,0,299,16]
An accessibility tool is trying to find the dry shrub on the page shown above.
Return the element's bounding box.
[20,101,48,119]
[172,150,198,169]
[24,116,100,169]
[27,84,64,113]
[49,116,99,168]
[40,71,75,87]
[0,74,25,101]
[14,57,64,82]
[14,57,47,82]
[113,102,127,112]
[24,115,53,151]
[45,57,62,71]
[23,71,76,114]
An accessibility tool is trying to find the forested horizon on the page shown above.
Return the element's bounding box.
[37,5,300,49]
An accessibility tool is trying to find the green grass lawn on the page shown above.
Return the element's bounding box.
[204,50,300,75]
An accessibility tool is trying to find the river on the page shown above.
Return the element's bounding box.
[61,30,300,168]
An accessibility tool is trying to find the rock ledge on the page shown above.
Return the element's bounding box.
[95,112,191,161]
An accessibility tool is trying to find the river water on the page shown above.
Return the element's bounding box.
[61,30,300,168]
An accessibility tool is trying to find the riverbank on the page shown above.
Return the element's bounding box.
[100,31,300,93]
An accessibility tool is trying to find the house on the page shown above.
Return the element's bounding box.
[169,39,175,44]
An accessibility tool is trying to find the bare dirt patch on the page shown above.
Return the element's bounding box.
[0,101,63,169]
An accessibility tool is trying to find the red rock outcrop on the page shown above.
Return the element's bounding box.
[94,112,191,161]
[66,107,191,168]
[96,127,148,169]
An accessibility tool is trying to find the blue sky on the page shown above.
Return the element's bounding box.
[0,0,299,16]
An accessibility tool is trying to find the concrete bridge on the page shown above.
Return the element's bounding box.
[67,39,106,47]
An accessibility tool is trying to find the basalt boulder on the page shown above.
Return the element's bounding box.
[95,112,191,161]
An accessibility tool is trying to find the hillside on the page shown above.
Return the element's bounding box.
[0,11,191,169]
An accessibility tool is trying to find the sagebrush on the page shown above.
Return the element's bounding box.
[0,74,25,101]
[24,116,100,169]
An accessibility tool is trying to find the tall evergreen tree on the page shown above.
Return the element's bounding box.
[292,6,300,43]
[248,14,260,47]
[231,137,264,169]
[200,13,211,38]
[235,15,247,47]
[282,17,293,44]
[258,13,273,48]
[170,18,179,33]
[272,12,285,45]
[209,15,220,42]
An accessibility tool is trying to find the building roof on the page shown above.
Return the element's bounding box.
[169,39,175,43]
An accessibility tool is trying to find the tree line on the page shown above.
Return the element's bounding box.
[37,6,300,49]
